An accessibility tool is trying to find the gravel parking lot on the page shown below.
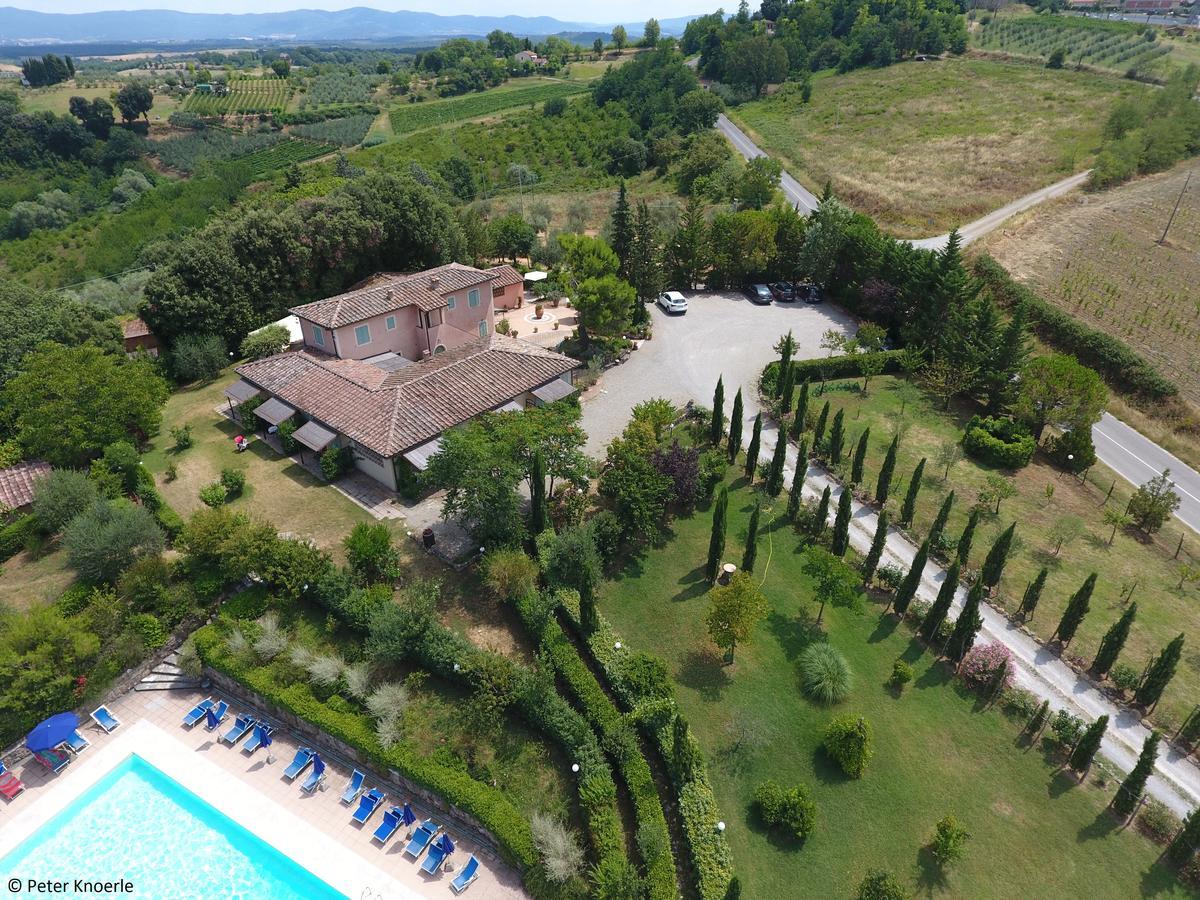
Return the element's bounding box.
[580,290,858,457]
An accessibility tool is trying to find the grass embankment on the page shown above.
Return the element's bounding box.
[599,470,1189,898]
[797,376,1199,726]
[727,56,1144,236]
[18,81,180,119]
[387,79,588,137]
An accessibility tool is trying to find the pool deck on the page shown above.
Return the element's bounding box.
[0,691,528,900]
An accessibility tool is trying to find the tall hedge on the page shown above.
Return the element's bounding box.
[760,351,905,398]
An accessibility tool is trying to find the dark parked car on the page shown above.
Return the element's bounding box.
[745,283,773,305]
[800,282,823,304]
[770,282,797,302]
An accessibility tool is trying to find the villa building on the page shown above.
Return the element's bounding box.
[229,263,578,493]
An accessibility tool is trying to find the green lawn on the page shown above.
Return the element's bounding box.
[803,376,1200,728]
[727,56,1145,236]
[598,473,1189,898]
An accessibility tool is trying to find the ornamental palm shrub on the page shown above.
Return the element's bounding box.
[798,643,853,704]
[823,713,873,778]
[531,812,585,884]
[252,611,288,661]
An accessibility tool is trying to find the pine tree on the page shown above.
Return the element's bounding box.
[850,428,870,486]
[921,559,960,643]
[765,431,787,497]
[980,522,1016,590]
[1167,808,1200,867]
[956,508,980,567]
[862,510,889,582]
[1018,567,1048,621]
[875,435,898,504]
[1135,634,1185,710]
[705,485,729,583]
[899,457,926,526]
[710,376,724,446]
[891,539,929,617]
[1069,715,1109,774]
[927,491,955,552]
[828,408,846,465]
[947,580,984,662]
[831,488,853,556]
[1053,572,1097,647]
[1092,602,1137,677]
[742,501,761,573]
[813,401,830,453]
[745,413,763,481]
[667,194,710,290]
[1112,730,1160,818]
[813,485,831,537]
[610,180,632,278]
[787,445,806,522]
[984,300,1030,414]
[775,331,795,399]
[727,389,743,462]
[790,381,809,441]
[530,450,548,535]
[628,200,663,305]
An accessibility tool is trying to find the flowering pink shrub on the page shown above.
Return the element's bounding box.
[959,642,1014,692]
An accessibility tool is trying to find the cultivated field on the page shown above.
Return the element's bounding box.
[387,79,587,136]
[974,15,1171,75]
[728,57,1145,236]
[16,81,179,119]
[978,163,1200,405]
[182,77,292,116]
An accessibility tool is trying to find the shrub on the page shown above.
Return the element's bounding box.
[239,324,291,360]
[798,643,853,704]
[127,612,167,650]
[890,659,913,690]
[63,500,165,583]
[277,418,298,454]
[754,779,816,840]
[1110,663,1141,693]
[252,612,288,661]
[698,449,727,498]
[1137,798,1181,845]
[760,352,904,397]
[961,416,1035,469]
[858,869,909,900]
[1045,427,1096,473]
[219,468,246,498]
[590,510,624,564]
[530,812,585,884]
[169,332,227,383]
[958,643,1014,693]
[33,469,100,535]
[343,521,400,584]
[930,815,970,868]
[822,714,873,778]
[56,582,95,616]
[1049,709,1086,747]
[484,548,540,601]
[320,445,353,480]
[199,482,228,507]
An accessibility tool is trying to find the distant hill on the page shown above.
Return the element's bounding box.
[0,6,700,45]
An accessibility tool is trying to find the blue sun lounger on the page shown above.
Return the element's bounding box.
[242,723,274,754]
[372,807,403,845]
[181,698,214,728]
[420,842,448,875]
[450,855,479,894]
[300,755,325,794]
[341,769,365,805]
[90,706,120,733]
[63,730,90,754]
[221,715,255,746]
[351,788,385,824]
[203,700,229,731]
[403,821,439,859]
[282,747,314,781]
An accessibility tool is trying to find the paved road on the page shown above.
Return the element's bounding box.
[716,114,819,214]
[1093,413,1200,534]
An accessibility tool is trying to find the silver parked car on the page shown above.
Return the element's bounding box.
[656,291,688,314]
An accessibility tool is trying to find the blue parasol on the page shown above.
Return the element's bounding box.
[311,753,324,777]
[400,802,416,826]
[438,833,455,855]
[26,712,79,753]
[258,724,272,749]
[205,708,220,730]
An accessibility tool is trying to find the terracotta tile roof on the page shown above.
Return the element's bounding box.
[236,334,577,457]
[0,460,51,510]
[122,317,152,339]
[290,264,496,329]
[484,265,524,289]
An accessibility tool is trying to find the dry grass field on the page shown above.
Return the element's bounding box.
[728,56,1145,236]
[979,162,1200,406]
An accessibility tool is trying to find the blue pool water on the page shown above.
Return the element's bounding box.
[0,755,344,899]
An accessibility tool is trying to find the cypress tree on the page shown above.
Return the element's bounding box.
[813,401,830,453]
[862,510,889,583]
[727,389,743,462]
[1028,699,1050,738]
[850,428,870,486]
[742,501,761,573]
[828,408,846,465]
[1112,730,1160,818]
[980,522,1016,590]
[891,539,929,617]
[1092,602,1137,677]
[705,486,729,583]
[946,580,984,662]
[927,491,955,552]
[1135,633,1185,710]
[921,559,960,643]
[611,180,633,277]
[813,485,831,537]
[710,376,724,446]
[899,457,926,526]
[745,413,763,481]
[875,435,898,504]
[530,450,548,535]
[791,381,809,440]
[1053,572,1097,647]
[775,331,794,399]
[956,508,980,567]
[787,440,808,522]
[766,431,787,496]
[1069,715,1109,774]
[780,362,796,413]
[831,488,853,556]
[1167,808,1200,866]
[1019,567,1048,621]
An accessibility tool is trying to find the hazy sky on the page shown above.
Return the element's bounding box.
[29,1,706,23]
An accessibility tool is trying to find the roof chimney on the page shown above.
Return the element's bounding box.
[429,275,441,290]
[385,289,394,303]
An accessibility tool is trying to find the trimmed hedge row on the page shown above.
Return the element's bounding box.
[192,625,557,896]
[961,415,1036,469]
[760,350,905,397]
[515,591,677,900]
[973,254,1178,402]
[558,595,735,899]
[0,513,36,563]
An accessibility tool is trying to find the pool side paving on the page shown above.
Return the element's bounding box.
[0,691,527,900]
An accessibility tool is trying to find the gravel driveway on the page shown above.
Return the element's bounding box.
[580,290,858,457]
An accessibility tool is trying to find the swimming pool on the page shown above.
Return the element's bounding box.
[0,754,344,899]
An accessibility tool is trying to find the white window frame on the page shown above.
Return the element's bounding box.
[468,288,480,308]
[385,315,396,331]
[478,319,488,338]
[447,296,457,310]
[354,323,371,346]
[312,326,325,347]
